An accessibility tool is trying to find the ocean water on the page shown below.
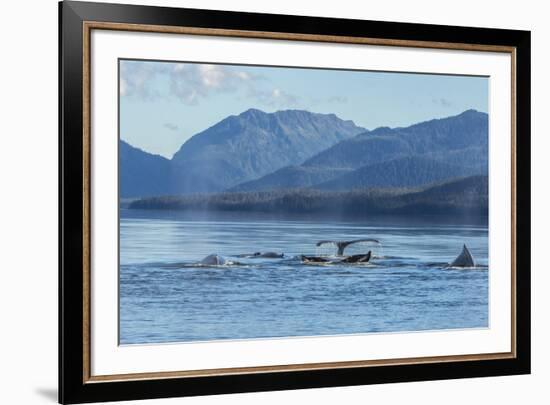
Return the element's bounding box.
[119,209,488,344]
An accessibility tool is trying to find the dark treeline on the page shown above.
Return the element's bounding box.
[128,175,488,221]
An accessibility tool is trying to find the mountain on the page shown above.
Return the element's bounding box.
[170,109,365,193]
[382,175,488,216]
[232,110,488,191]
[304,109,487,169]
[119,140,172,198]
[230,165,353,192]
[315,156,480,190]
[304,126,411,169]
[120,109,488,198]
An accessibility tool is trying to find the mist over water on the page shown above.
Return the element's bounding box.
[119,209,488,344]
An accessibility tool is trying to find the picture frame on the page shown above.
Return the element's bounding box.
[59,0,531,403]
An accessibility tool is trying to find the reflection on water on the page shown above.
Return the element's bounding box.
[119,209,488,344]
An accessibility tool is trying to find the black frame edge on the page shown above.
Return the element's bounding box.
[514,29,531,376]
[60,1,86,403]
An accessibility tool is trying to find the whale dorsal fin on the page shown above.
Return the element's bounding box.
[449,244,475,267]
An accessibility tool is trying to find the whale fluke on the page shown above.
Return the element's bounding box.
[316,239,380,256]
[449,244,475,267]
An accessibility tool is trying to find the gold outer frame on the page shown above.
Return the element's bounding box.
[82,21,517,384]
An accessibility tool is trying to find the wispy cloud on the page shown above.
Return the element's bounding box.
[119,61,171,100]
[309,95,348,106]
[121,61,260,105]
[163,122,179,131]
[247,88,300,107]
[432,97,453,108]
[120,60,299,108]
[169,63,259,105]
[327,95,348,104]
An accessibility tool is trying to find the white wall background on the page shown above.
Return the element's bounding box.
[0,0,546,404]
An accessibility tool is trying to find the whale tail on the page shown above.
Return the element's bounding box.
[316,239,380,256]
[449,244,475,267]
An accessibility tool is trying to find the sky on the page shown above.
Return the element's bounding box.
[119,59,488,158]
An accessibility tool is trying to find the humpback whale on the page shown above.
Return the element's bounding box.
[341,251,372,263]
[254,252,284,258]
[449,244,475,267]
[316,239,380,256]
[300,255,330,263]
[301,239,379,264]
[199,254,231,266]
[236,252,284,258]
[301,251,372,264]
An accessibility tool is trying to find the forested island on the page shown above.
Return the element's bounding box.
[128,175,488,221]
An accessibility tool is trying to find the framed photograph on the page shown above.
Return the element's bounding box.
[59,1,531,403]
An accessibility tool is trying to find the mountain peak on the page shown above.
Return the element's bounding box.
[369,126,394,135]
[459,109,482,115]
[273,109,342,120]
[239,108,342,121]
[170,108,366,193]
[239,108,266,117]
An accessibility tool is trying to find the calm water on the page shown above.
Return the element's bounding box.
[119,210,488,344]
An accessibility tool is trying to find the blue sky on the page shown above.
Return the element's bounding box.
[120,59,488,158]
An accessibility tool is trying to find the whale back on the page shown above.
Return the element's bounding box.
[259,252,284,258]
[200,254,227,266]
[449,244,475,267]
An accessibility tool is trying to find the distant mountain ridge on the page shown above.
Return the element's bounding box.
[120,109,365,197]
[304,109,487,168]
[315,156,480,190]
[119,140,172,198]
[120,109,488,198]
[169,108,365,193]
[232,109,488,192]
